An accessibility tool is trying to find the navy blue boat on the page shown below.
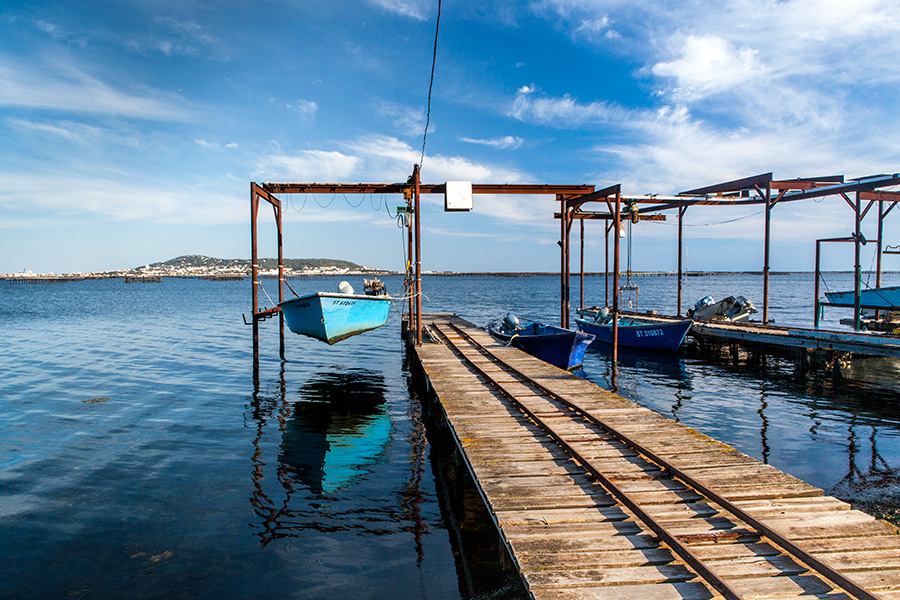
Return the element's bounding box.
[575,308,691,352]
[487,314,595,371]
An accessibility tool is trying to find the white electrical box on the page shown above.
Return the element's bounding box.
[444,181,473,212]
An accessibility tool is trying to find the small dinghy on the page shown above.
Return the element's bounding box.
[575,307,692,352]
[687,295,757,322]
[487,313,595,371]
[279,279,391,344]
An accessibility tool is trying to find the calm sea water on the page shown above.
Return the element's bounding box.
[2,273,899,598]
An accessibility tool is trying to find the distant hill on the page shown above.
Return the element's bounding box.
[145,255,367,271]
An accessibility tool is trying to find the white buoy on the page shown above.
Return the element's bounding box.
[338,281,355,295]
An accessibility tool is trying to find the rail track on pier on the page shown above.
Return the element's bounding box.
[426,318,897,600]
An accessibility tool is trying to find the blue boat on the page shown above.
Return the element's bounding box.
[487,313,595,371]
[279,281,392,345]
[824,285,900,309]
[575,309,692,352]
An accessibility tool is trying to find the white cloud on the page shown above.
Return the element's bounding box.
[652,35,763,100]
[0,55,192,121]
[376,101,425,137]
[7,117,143,149]
[194,139,219,149]
[294,99,318,120]
[127,17,220,58]
[367,0,429,20]
[460,135,524,149]
[0,172,245,226]
[8,118,102,144]
[194,139,238,151]
[509,85,627,127]
[253,135,552,228]
[256,150,361,181]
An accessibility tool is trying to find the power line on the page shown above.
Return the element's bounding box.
[419,0,442,169]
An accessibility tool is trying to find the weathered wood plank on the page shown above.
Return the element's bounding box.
[417,314,900,599]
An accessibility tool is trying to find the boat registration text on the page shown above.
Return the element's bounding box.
[635,328,664,338]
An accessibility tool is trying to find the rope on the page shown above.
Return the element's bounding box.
[659,210,763,227]
[313,194,335,208]
[864,247,877,287]
[256,280,276,306]
[284,278,300,298]
[344,193,365,208]
[419,0,442,168]
[289,195,307,212]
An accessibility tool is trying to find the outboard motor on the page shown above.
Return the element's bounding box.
[502,312,520,331]
[338,281,355,295]
[687,295,714,318]
[596,307,610,322]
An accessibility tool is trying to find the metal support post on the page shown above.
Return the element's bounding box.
[814,240,822,329]
[854,191,862,330]
[677,206,685,316]
[579,219,585,310]
[251,184,260,370]
[612,191,621,365]
[414,165,422,345]
[604,222,610,307]
[275,202,285,361]
[763,184,771,324]
[560,197,568,328]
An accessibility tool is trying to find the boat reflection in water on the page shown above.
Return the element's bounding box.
[280,369,392,495]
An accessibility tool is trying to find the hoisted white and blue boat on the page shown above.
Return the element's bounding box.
[279,280,392,345]
[824,285,900,309]
[487,313,595,371]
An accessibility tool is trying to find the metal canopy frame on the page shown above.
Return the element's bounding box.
[556,171,900,338]
[250,167,596,365]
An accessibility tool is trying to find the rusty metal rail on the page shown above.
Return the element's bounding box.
[430,320,879,600]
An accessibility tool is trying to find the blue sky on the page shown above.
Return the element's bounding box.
[3,0,900,274]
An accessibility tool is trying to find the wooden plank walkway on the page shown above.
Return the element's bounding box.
[412,313,900,600]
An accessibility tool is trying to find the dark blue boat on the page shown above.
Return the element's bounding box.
[487,314,595,371]
[575,309,691,352]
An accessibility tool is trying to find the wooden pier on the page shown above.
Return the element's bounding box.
[606,312,900,369]
[411,313,900,600]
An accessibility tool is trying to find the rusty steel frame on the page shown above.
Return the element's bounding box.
[558,172,900,333]
[251,173,599,363]
[250,182,286,371]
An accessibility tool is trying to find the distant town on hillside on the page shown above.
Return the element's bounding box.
[3,255,394,279]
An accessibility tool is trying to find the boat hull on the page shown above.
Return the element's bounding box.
[575,317,692,352]
[279,292,392,344]
[824,286,900,309]
[488,321,594,370]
